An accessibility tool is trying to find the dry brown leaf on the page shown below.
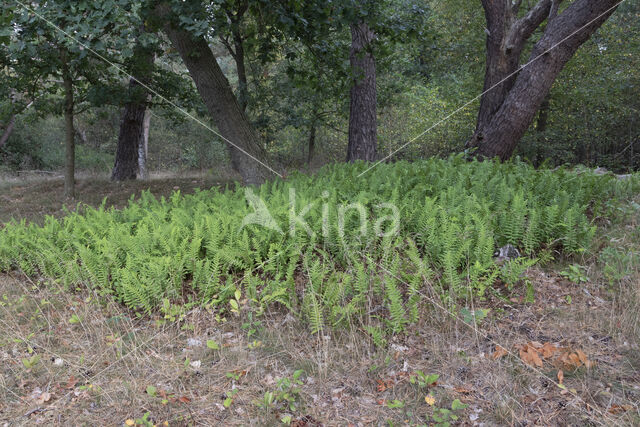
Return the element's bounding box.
[541,342,559,359]
[178,396,191,403]
[608,404,633,414]
[568,353,581,368]
[65,376,78,389]
[36,391,51,404]
[454,385,473,394]
[557,369,564,385]
[376,379,394,392]
[520,345,543,368]
[492,345,508,360]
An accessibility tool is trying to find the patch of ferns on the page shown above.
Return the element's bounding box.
[1,156,637,339]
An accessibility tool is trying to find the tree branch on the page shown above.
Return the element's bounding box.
[549,0,560,22]
[506,0,557,52]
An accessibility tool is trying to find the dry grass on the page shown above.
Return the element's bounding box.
[0,170,234,224]
[0,177,639,426]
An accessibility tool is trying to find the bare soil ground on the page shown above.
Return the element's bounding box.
[0,176,638,426]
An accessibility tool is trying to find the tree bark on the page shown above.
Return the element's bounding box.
[111,41,154,181]
[346,21,377,163]
[536,94,550,133]
[162,16,272,185]
[0,115,16,149]
[232,29,248,112]
[111,79,147,181]
[467,0,619,160]
[61,49,75,199]
[218,1,249,112]
[307,119,316,164]
[138,106,151,180]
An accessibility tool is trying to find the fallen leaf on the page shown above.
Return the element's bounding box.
[65,376,78,389]
[454,385,473,394]
[520,345,543,368]
[376,379,394,392]
[36,391,51,404]
[557,370,564,385]
[608,404,633,414]
[541,342,559,359]
[178,396,191,403]
[569,353,581,367]
[576,349,588,364]
[125,420,135,426]
[492,345,508,360]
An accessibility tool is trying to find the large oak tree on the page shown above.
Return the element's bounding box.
[467,0,621,160]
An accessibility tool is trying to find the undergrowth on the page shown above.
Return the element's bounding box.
[1,156,637,337]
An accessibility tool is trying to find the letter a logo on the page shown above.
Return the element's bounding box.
[241,188,283,234]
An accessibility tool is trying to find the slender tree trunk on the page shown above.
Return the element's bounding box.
[138,106,151,180]
[467,0,619,160]
[307,119,316,165]
[0,115,16,149]
[233,34,248,112]
[162,17,272,185]
[221,0,249,112]
[536,94,550,133]
[346,21,377,163]
[61,49,75,199]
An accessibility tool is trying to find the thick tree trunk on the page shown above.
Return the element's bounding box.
[111,42,154,181]
[468,0,619,160]
[0,115,16,149]
[138,106,151,180]
[162,19,272,185]
[346,21,377,163]
[61,50,75,199]
[112,79,146,181]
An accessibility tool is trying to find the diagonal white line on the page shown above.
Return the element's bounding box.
[358,0,627,178]
[12,0,283,179]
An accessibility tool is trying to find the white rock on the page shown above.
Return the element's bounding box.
[187,338,203,348]
[391,344,408,352]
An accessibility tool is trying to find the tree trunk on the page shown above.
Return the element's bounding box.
[111,77,148,181]
[346,21,377,163]
[536,94,550,133]
[111,41,154,181]
[232,31,248,112]
[162,18,272,185]
[138,106,151,180]
[219,0,249,112]
[307,119,316,165]
[61,49,75,199]
[467,0,619,160]
[0,115,16,149]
